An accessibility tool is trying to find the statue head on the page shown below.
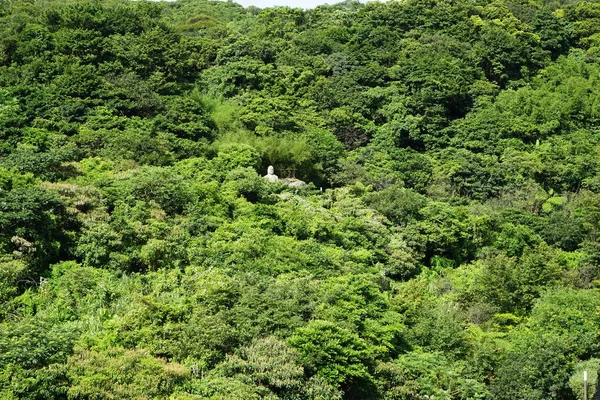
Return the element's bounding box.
[267,165,274,175]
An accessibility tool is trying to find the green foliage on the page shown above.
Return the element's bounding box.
[0,256,27,309]
[0,183,75,271]
[492,288,600,399]
[1,0,600,398]
[365,185,427,226]
[289,320,376,394]
[376,351,488,399]
[0,318,76,398]
[66,346,190,399]
[199,336,341,399]
[569,359,600,400]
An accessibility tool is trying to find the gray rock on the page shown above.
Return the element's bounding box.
[281,178,306,188]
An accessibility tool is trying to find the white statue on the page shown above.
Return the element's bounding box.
[264,165,279,182]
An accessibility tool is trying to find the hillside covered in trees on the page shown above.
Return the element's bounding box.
[2,0,600,398]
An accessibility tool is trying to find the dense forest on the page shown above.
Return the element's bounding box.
[2,0,600,398]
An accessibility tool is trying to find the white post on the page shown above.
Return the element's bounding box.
[584,371,588,400]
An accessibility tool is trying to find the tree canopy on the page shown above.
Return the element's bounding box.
[1,0,600,398]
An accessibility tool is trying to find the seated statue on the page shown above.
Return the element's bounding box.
[264,165,279,182]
